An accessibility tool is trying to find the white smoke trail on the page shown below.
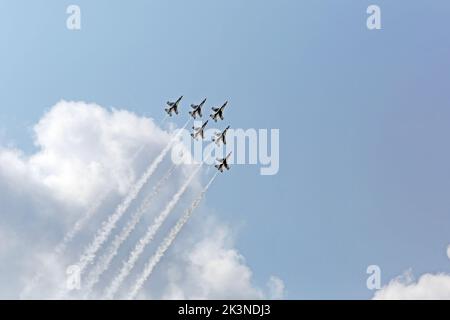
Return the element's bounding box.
[82,165,177,298]
[128,172,218,300]
[57,192,110,256]
[159,114,168,126]
[20,145,147,299]
[104,163,202,299]
[19,191,108,299]
[58,120,190,298]
[56,142,148,256]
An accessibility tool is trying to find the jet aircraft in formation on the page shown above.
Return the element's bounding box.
[189,98,207,119]
[191,120,209,140]
[215,152,232,173]
[165,96,183,116]
[164,96,232,172]
[212,125,230,146]
[210,101,228,122]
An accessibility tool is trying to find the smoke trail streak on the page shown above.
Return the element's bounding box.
[59,194,109,256]
[104,164,202,299]
[20,191,109,299]
[82,165,177,298]
[58,120,190,298]
[75,120,189,273]
[128,172,218,300]
[20,145,147,299]
[159,114,168,126]
[59,142,147,257]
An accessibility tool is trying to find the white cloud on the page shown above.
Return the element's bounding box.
[447,245,450,261]
[159,222,284,300]
[267,276,286,300]
[0,227,17,257]
[162,224,263,299]
[0,100,284,300]
[31,100,170,205]
[373,270,450,300]
[1,101,169,213]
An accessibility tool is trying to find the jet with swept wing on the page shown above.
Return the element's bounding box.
[210,101,228,122]
[165,96,183,116]
[191,120,209,140]
[189,98,207,119]
[215,152,232,172]
[212,125,230,146]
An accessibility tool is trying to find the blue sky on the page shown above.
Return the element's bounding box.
[1,1,450,299]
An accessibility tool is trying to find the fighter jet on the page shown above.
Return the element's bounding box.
[215,152,232,173]
[212,125,230,146]
[189,98,207,119]
[210,101,228,122]
[165,96,183,116]
[191,121,209,140]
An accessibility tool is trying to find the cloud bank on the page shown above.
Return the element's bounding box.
[0,100,284,299]
[374,271,450,300]
[374,246,450,300]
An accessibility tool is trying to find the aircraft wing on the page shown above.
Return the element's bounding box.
[198,109,202,117]
[223,135,226,145]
